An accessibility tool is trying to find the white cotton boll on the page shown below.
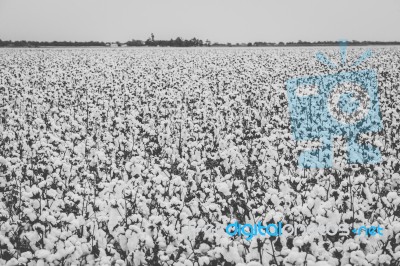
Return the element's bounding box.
[65,240,73,248]
[392,221,400,234]
[127,236,139,251]
[0,156,8,166]
[172,176,182,186]
[108,208,122,232]
[271,194,280,206]
[73,142,86,156]
[62,213,75,223]
[96,150,107,161]
[366,253,379,264]
[354,175,366,185]
[133,250,146,266]
[219,238,230,248]
[362,186,373,203]
[199,256,210,266]
[81,243,90,255]
[65,246,75,256]
[17,257,28,264]
[60,231,71,242]
[38,180,47,188]
[392,173,400,184]
[46,189,58,199]
[387,192,398,202]
[115,259,125,265]
[125,161,132,172]
[198,243,210,254]
[145,234,154,248]
[216,182,230,196]
[35,249,51,259]
[184,259,194,266]
[382,197,390,207]
[21,251,33,259]
[197,219,206,228]
[32,200,41,209]
[132,164,144,176]
[118,234,128,251]
[225,244,241,264]
[44,237,56,250]
[5,258,18,266]
[378,254,391,264]
[46,254,57,263]
[293,238,304,247]
[45,214,57,225]
[165,244,175,255]
[154,174,165,185]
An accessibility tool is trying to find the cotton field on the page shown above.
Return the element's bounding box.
[0,47,400,266]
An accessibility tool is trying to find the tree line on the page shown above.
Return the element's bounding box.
[0,40,107,47]
[1,37,399,48]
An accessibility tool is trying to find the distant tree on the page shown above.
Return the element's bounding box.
[174,37,184,47]
[247,42,253,46]
[126,39,144,46]
[145,38,153,46]
[151,33,154,42]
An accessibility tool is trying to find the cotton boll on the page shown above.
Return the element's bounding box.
[224,243,242,264]
[5,258,18,266]
[293,238,304,247]
[392,221,400,234]
[198,243,210,254]
[198,256,210,266]
[216,182,231,196]
[145,234,154,248]
[108,208,122,232]
[127,235,139,252]
[115,259,125,265]
[354,175,366,185]
[378,254,392,265]
[387,192,398,203]
[125,161,132,172]
[118,234,128,251]
[21,251,33,259]
[35,249,51,259]
[0,156,9,166]
[160,243,173,256]
[17,257,28,264]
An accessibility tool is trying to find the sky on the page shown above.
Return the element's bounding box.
[0,0,399,43]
